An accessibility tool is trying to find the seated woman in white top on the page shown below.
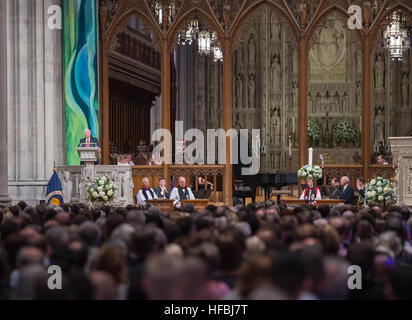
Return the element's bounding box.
[136,177,157,205]
[299,177,321,204]
[117,155,130,166]
[170,176,195,207]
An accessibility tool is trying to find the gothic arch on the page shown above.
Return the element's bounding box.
[167,6,224,50]
[230,0,300,52]
[306,4,363,50]
[103,8,163,52]
[370,3,412,42]
[100,2,164,165]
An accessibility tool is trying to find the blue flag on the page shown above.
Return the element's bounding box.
[45,169,64,205]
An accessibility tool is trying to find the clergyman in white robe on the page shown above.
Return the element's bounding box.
[136,187,157,205]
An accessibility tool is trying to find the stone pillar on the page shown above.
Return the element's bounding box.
[0,0,11,205]
[388,137,412,206]
[6,0,64,204]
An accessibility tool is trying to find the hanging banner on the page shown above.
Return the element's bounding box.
[62,0,99,165]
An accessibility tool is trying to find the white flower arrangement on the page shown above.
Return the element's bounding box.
[298,165,323,180]
[86,176,116,204]
[332,118,358,147]
[364,175,396,204]
[307,118,322,146]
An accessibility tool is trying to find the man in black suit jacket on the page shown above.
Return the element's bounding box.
[78,129,100,164]
[339,176,354,205]
[154,177,170,199]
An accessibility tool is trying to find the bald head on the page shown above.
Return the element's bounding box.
[178,177,186,188]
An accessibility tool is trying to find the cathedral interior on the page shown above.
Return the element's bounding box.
[1,0,412,204]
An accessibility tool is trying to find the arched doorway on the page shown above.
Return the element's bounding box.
[100,6,165,165]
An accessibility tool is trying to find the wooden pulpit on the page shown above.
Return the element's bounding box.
[181,199,209,212]
[146,199,175,213]
[280,196,342,206]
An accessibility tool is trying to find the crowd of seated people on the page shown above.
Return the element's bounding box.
[117,154,135,166]
[0,198,411,300]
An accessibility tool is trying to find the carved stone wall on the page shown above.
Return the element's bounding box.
[388,137,412,206]
[386,50,412,147]
[371,46,412,159]
[230,6,297,173]
[308,12,362,149]
[184,7,412,172]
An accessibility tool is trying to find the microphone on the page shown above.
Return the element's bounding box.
[319,154,324,168]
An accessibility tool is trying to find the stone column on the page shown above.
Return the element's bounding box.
[388,137,412,206]
[0,0,11,205]
[6,0,63,204]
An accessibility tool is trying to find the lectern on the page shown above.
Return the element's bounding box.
[77,147,100,165]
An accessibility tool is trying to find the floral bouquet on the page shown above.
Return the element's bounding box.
[307,118,322,146]
[364,175,396,204]
[298,165,323,180]
[332,118,358,147]
[86,176,116,204]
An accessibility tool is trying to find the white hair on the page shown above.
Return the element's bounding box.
[342,176,350,184]
[142,177,149,184]
[84,128,91,135]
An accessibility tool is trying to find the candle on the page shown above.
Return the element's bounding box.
[292,115,295,133]
[308,147,313,166]
[360,116,362,132]
[288,136,292,157]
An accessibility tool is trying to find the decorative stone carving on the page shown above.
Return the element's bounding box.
[248,33,256,70]
[375,54,385,89]
[388,137,412,206]
[402,72,409,106]
[235,74,243,108]
[249,74,256,109]
[310,17,346,70]
[57,165,134,206]
[271,55,281,92]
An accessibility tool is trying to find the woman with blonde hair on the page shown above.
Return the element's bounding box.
[91,243,128,299]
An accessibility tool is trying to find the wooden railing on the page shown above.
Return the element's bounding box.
[322,164,395,190]
[131,165,225,203]
[131,164,395,203]
[368,164,396,180]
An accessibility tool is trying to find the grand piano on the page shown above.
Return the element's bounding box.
[234,173,298,203]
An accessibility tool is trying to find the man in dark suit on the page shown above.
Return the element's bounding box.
[78,129,100,164]
[327,177,341,199]
[154,177,170,199]
[356,177,366,199]
[339,176,354,205]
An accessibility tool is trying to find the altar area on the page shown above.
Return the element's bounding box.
[50,1,412,208]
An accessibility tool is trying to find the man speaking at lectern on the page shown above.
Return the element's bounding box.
[78,129,101,164]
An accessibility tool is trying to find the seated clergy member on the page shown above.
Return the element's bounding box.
[170,176,195,207]
[339,176,354,205]
[154,177,170,199]
[299,177,321,203]
[136,177,157,205]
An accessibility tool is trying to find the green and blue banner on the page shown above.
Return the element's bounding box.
[62,0,99,165]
